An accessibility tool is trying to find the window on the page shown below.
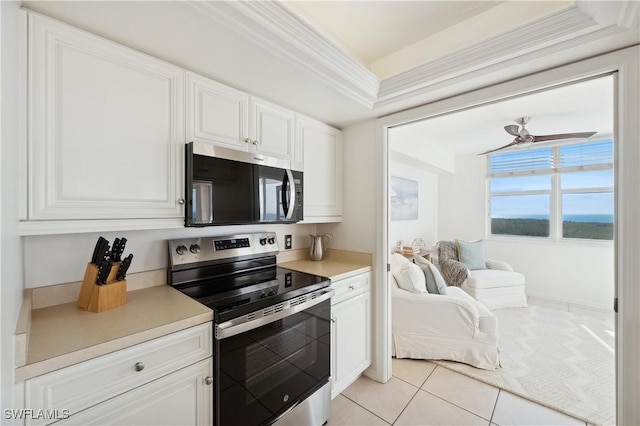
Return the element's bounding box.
[487,140,614,240]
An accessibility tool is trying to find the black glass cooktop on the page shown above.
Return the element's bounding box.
[175,266,330,323]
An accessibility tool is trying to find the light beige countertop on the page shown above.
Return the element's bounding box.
[279,249,372,281]
[16,285,212,382]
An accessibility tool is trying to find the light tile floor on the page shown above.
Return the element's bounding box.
[328,359,587,426]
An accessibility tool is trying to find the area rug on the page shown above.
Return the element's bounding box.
[434,305,615,426]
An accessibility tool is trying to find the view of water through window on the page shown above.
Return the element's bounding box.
[488,140,614,240]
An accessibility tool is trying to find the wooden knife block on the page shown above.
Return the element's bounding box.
[77,262,127,313]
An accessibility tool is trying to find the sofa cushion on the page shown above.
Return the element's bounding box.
[456,239,486,270]
[414,256,447,295]
[466,268,525,289]
[391,253,427,293]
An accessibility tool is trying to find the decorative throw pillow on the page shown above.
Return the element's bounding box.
[456,239,486,270]
[391,254,427,293]
[415,255,448,294]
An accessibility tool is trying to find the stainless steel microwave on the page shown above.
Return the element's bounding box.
[185,142,303,226]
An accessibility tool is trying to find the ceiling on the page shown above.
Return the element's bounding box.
[282,1,570,78]
[21,1,639,128]
[389,74,614,158]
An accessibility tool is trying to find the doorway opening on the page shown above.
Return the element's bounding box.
[376,58,636,419]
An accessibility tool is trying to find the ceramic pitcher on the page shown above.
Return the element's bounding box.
[310,234,331,261]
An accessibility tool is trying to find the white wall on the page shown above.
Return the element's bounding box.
[1,1,26,412]
[388,156,438,253]
[438,153,614,309]
[23,223,317,288]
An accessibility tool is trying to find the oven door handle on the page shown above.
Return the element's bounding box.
[215,287,335,340]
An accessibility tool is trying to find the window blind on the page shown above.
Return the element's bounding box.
[559,140,613,168]
[488,147,553,174]
[488,139,613,176]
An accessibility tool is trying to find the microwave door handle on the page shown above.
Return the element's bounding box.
[282,170,296,219]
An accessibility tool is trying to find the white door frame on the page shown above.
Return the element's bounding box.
[375,46,639,424]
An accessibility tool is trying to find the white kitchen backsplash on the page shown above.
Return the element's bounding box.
[24,223,317,288]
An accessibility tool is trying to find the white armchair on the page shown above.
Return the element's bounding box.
[390,255,500,370]
[437,241,527,310]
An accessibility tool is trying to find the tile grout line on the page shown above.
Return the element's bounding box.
[420,388,493,423]
[339,393,393,425]
[387,362,440,424]
[390,383,421,425]
[389,365,439,425]
[489,389,501,425]
[422,365,498,423]
[391,362,438,389]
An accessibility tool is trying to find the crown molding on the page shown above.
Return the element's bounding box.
[189,1,379,108]
[190,1,638,114]
[375,4,633,106]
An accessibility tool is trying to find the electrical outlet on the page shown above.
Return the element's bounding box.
[284,234,292,250]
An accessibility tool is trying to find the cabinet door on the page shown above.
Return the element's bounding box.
[331,291,371,398]
[57,358,212,426]
[186,72,250,151]
[250,97,295,161]
[297,117,343,221]
[25,323,212,426]
[28,14,184,220]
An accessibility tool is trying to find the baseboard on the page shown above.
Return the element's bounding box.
[526,292,612,312]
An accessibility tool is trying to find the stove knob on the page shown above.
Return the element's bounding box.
[259,238,267,246]
[267,237,275,245]
[176,245,188,256]
[189,244,201,254]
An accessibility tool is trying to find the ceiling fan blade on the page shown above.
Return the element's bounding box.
[504,125,520,137]
[532,132,597,142]
[478,140,518,155]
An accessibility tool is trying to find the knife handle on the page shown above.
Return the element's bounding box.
[117,253,133,281]
[91,236,107,265]
[111,238,121,261]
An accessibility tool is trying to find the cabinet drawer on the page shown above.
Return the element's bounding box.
[25,323,212,425]
[56,358,212,426]
[331,272,370,305]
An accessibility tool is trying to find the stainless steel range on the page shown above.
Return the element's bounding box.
[168,232,334,426]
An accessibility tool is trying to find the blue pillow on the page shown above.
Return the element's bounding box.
[415,256,448,294]
[456,239,486,270]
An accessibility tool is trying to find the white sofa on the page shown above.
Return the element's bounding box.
[390,259,500,370]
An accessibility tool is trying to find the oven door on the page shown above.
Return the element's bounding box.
[214,289,333,426]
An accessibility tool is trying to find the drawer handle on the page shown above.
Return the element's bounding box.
[205,376,213,385]
[134,362,145,372]
[331,317,336,323]
[349,285,355,290]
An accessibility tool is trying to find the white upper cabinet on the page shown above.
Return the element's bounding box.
[186,72,295,162]
[22,13,340,234]
[297,116,343,222]
[186,72,249,151]
[250,97,295,162]
[27,14,185,223]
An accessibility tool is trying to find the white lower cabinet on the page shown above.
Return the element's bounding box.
[24,323,213,426]
[330,273,371,399]
[57,359,211,426]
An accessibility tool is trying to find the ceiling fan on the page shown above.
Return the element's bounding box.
[479,117,597,155]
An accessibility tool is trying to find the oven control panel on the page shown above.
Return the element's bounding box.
[169,232,279,267]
